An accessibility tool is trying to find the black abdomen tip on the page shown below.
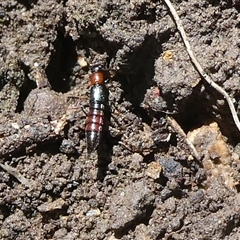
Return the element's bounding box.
[86,131,100,154]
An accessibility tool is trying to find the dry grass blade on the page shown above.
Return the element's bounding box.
[164,0,240,132]
[0,162,32,187]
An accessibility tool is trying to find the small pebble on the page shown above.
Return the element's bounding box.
[37,198,65,212]
[145,162,162,179]
[86,208,101,217]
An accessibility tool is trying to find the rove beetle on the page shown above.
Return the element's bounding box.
[85,66,109,154]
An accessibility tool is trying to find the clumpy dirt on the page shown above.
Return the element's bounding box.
[1,0,240,239]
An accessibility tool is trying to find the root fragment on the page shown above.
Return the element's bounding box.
[167,116,201,161]
[164,0,240,132]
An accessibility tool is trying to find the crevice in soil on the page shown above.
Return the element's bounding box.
[17,0,38,9]
[16,62,36,113]
[46,30,77,93]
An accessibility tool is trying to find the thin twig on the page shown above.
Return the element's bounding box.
[167,116,201,160]
[164,0,240,132]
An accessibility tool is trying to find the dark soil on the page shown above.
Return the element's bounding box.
[1,0,240,239]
